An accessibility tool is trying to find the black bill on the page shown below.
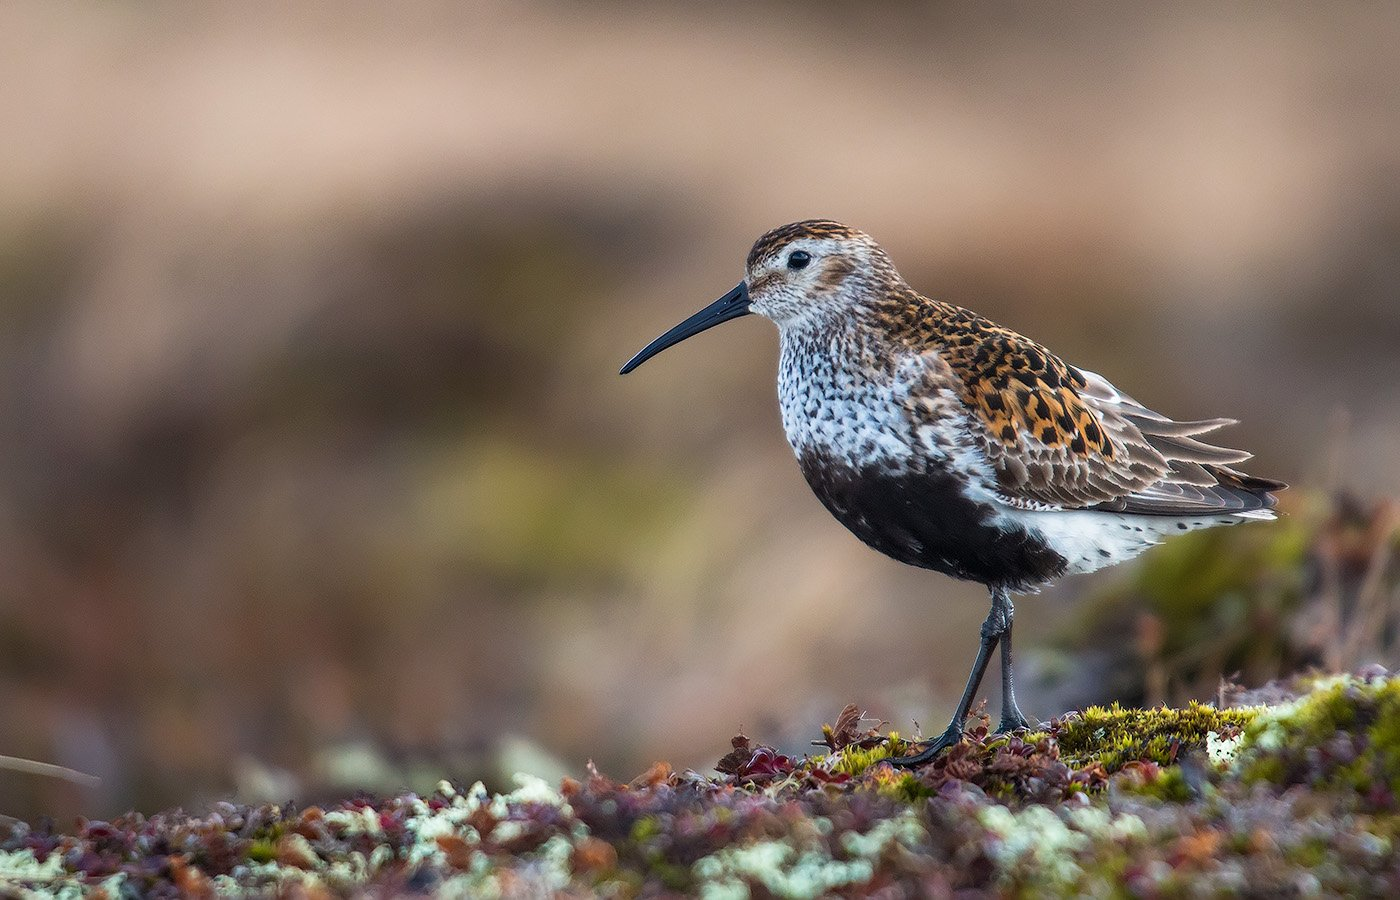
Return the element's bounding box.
[619,282,750,374]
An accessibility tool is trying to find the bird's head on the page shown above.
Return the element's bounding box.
[620,220,894,374]
[742,220,892,325]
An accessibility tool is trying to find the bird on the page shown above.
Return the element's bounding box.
[619,220,1285,766]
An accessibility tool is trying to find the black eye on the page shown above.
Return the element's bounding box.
[787,250,811,270]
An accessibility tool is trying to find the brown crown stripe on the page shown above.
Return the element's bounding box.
[746,220,862,270]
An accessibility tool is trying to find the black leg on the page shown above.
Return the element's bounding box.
[995,590,1030,733]
[890,588,1010,767]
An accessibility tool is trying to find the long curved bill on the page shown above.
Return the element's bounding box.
[619,282,750,374]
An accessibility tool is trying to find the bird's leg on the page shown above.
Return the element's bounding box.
[993,587,1031,734]
[889,591,1009,767]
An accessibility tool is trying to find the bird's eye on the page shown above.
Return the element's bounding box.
[787,250,811,270]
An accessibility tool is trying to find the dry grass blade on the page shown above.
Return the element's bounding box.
[0,754,100,788]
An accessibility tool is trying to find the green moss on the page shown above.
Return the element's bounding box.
[1112,763,1194,803]
[1236,674,1400,804]
[246,840,276,864]
[628,816,661,844]
[1048,701,1258,772]
[813,706,1258,804]
[1286,838,1329,869]
[814,734,934,801]
[826,732,914,776]
[891,774,932,802]
[419,437,695,586]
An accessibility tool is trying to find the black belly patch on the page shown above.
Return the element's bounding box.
[797,450,1068,589]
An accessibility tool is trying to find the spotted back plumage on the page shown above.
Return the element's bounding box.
[871,289,1284,515]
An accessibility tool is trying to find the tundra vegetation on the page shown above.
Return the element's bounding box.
[3,670,1400,897]
[3,490,1400,896]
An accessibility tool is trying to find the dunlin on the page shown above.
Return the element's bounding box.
[620,220,1284,766]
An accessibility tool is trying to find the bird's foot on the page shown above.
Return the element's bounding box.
[994,710,1031,735]
[887,723,964,768]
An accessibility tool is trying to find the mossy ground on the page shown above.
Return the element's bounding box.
[5,670,1400,896]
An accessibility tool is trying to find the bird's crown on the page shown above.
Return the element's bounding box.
[745,220,868,269]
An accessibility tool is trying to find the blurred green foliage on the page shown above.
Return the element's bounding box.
[419,438,692,587]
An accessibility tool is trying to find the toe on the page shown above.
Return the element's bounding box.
[887,724,964,767]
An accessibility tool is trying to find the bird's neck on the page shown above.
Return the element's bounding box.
[860,283,961,352]
[776,315,888,377]
[775,281,952,368]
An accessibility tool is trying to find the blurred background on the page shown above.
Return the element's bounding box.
[1,1,1398,822]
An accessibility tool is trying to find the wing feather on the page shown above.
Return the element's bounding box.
[892,303,1285,516]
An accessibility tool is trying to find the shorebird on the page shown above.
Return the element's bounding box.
[619,220,1285,766]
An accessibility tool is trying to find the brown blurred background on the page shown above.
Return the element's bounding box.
[2,2,1399,822]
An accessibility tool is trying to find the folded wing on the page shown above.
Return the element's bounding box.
[909,303,1285,516]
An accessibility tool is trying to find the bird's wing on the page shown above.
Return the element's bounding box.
[1072,368,1285,515]
[900,303,1283,514]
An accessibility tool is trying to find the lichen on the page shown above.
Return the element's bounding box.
[694,839,879,899]
[1206,730,1244,766]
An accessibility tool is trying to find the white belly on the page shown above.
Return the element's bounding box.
[1004,507,1247,577]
